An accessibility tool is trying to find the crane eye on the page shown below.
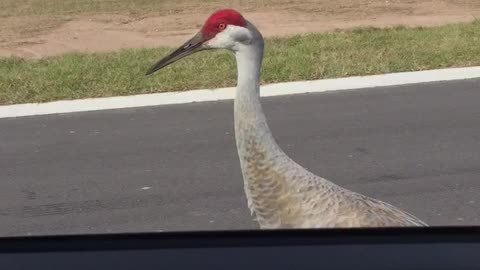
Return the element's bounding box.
[218,23,226,30]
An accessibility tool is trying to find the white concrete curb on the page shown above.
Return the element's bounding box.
[1,66,479,119]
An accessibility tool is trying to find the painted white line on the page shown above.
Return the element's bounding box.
[1,66,479,119]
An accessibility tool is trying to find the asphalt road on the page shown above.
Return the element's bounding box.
[1,79,479,236]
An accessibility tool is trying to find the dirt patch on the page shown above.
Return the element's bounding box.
[1,0,479,58]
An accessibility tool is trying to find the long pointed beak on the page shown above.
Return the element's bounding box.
[145,32,207,76]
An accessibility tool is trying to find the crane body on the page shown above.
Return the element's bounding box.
[146,9,427,228]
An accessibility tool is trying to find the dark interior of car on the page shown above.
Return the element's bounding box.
[1,227,479,270]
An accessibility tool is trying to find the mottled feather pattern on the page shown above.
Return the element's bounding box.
[235,117,427,228]
[231,16,427,228]
[146,9,426,229]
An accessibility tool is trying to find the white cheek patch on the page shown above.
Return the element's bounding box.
[206,25,252,50]
[206,31,233,49]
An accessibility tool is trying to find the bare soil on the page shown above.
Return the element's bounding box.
[1,0,479,58]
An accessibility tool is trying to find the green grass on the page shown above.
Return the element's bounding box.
[1,20,480,105]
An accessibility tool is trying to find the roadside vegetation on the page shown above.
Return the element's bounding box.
[1,20,479,105]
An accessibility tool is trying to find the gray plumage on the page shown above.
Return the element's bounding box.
[233,21,427,229]
[147,10,428,229]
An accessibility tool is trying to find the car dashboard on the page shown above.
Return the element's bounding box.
[0,227,479,270]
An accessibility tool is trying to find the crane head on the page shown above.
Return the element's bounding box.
[146,9,253,75]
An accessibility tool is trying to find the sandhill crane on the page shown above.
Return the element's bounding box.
[146,9,427,228]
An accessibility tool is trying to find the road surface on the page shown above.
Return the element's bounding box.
[1,78,479,236]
